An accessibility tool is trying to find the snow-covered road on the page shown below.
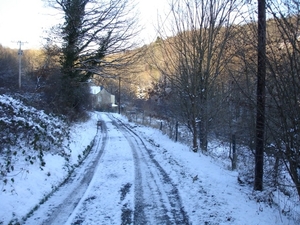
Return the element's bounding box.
[24,113,189,224]
[21,112,297,225]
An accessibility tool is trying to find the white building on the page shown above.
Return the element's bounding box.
[90,85,116,110]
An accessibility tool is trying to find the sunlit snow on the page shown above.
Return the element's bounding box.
[0,95,299,224]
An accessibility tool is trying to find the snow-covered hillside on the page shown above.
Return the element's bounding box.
[0,94,97,224]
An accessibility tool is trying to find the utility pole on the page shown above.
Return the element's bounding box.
[16,41,27,89]
[254,0,266,191]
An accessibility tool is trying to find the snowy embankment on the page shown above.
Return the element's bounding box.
[0,95,98,224]
[0,94,299,224]
[113,114,299,225]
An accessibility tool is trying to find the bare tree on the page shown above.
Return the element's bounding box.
[44,0,139,120]
[156,0,242,151]
[265,0,300,197]
[47,0,139,77]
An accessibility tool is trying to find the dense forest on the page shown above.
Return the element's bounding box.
[1,0,299,206]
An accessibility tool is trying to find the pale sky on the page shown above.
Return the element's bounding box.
[0,0,168,49]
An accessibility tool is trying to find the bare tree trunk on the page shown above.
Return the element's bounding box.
[192,119,198,152]
[199,116,208,151]
[230,134,237,170]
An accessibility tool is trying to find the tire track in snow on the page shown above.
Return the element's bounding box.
[110,118,147,224]
[109,115,190,224]
[23,119,108,225]
[67,114,136,224]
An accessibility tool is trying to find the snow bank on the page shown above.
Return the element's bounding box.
[0,95,98,224]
